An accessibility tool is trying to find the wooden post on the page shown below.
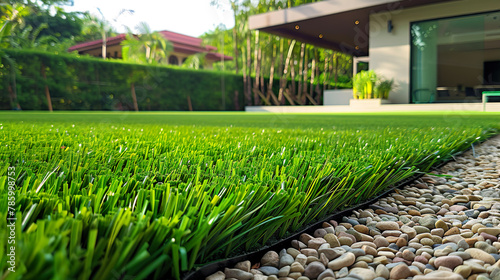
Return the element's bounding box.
[131,83,139,111]
[41,63,53,112]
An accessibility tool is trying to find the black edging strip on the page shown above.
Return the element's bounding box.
[182,136,493,280]
[182,173,421,280]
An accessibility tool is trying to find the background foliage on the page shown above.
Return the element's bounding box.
[0,49,247,111]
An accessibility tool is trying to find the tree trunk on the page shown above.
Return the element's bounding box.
[297,43,305,101]
[231,2,239,74]
[323,52,329,93]
[315,50,321,104]
[309,48,316,99]
[131,83,139,111]
[267,41,279,105]
[278,40,296,105]
[102,32,107,59]
[242,34,251,106]
[278,39,284,78]
[41,63,53,112]
[187,94,193,111]
[334,53,339,89]
[290,55,297,103]
[302,47,308,104]
[253,30,260,105]
[327,52,334,90]
[246,31,252,105]
[8,67,21,110]
[234,90,240,110]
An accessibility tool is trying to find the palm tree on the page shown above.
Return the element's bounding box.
[121,22,173,65]
[80,12,114,59]
[182,53,206,70]
[1,3,28,110]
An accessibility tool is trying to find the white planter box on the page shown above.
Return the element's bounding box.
[349,98,391,107]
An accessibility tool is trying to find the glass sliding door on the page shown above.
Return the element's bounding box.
[410,11,500,103]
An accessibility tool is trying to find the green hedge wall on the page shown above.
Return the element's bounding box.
[1,49,350,111]
[1,49,246,111]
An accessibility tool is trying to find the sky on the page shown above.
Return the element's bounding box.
[62,0,235,37]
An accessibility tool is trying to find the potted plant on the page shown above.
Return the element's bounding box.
[374,78,394,99]
[352,70,377,99]
[350,70,394,106]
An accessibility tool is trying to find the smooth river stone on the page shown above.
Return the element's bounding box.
[376,264,390,279]
[328,252,356,270]
[259,266,279,276]
[401,225,417,239]
[317,269,335,280]
[318,248,343,261]
[453,265,472,278]
[280,253,294,268]
[434,256,463,269]
[373,237,389,248]
[376,221,400,231]
[225,268,254,280]
[419,216,438,229]
[324,233,341,248]
[261,251,280,268]
[465,248,496,264]
[295,256,308,270]
[308,238,327,250]
[206,271,225,280]
[348,267,376,280]
[478,227,500,236]
[304,261,325,279]
[290,262,305,273]
[389,264,412,280]
[413,270,464,280]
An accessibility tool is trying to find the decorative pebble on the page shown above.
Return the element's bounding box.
[389,264,412,279]
[304,261,325,279]
[217,137,500,280]
[328,252,356,270]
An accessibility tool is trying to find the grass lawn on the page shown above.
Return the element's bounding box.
[1,111,499,280]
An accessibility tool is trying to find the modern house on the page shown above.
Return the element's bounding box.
[68,30,232,69]
[249,0,500,106]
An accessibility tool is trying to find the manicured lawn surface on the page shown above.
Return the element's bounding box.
[1,111,499,280]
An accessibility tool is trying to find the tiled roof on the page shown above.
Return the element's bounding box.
[68,34,127,52]
[68,30,232,60]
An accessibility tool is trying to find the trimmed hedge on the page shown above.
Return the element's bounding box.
[1,49,350,111]
[1,49,245,111]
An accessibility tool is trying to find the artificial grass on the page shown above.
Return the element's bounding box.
[0,112,499,280]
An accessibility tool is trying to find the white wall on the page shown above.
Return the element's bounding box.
[369,0,500,104]
[324,89,353,105]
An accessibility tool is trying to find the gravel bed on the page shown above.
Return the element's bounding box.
[206,135,500,280]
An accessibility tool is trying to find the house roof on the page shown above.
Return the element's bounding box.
[249,0,457,56]
[68,30,232,60]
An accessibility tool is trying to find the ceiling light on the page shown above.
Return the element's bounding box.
[355,46,360,50]
[355,20,360,25]
[295,25,300,30]
[319,34,323,38]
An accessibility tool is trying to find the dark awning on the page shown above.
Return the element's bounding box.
[249,0,457,56]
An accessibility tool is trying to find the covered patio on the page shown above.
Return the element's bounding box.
[249,0,500,106]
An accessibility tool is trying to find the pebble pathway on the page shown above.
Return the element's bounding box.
[205,135,500,280]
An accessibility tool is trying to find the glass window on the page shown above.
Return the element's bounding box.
[410,11,500,103]
[169,55,179,65]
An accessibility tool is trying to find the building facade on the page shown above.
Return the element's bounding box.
[249,0,500,104]
[68,30,232,69]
